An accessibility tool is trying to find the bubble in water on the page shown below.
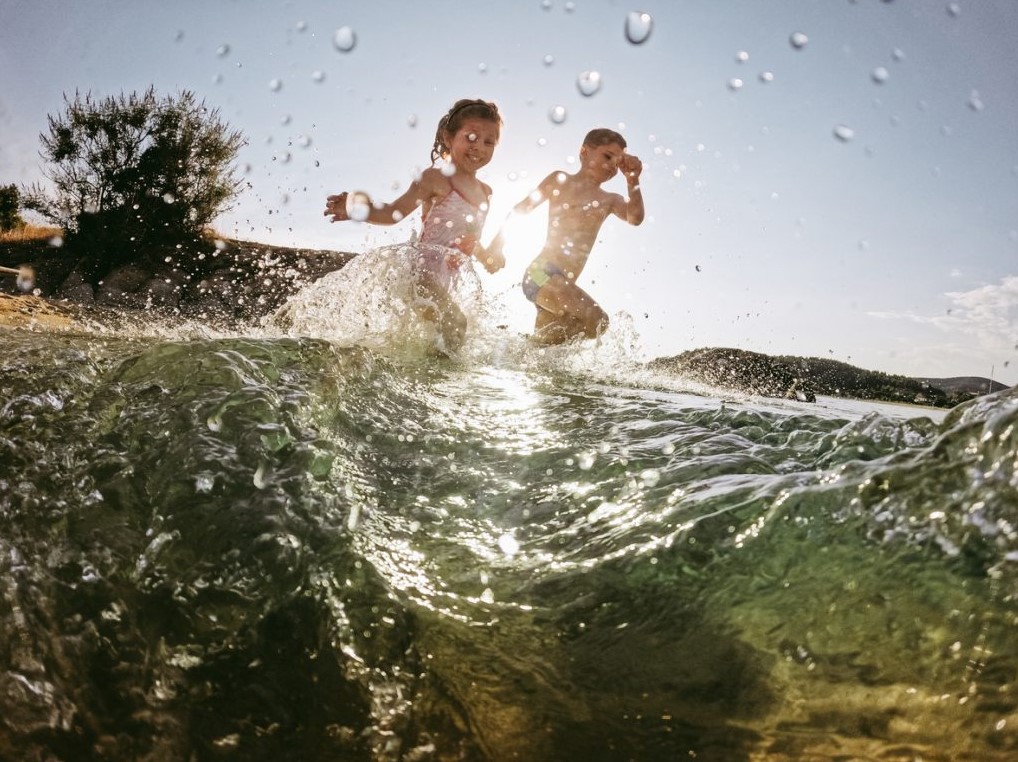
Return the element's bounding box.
[333,26,356,52]
[549,105,567,124]
[789,31,809,50]
[346,191,371,221]
[543,53,555,66]
[624,11,654,44]
[268,78,283,92]
[833,124,855,142]
[872,66,889,84]
[727,77,744,91]
[216,44,230,57]
[968,89,984,111]
[576,70,602,96]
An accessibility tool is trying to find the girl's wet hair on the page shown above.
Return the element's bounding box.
[431,99,502,163]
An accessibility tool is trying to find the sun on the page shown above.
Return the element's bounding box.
[492,205,548,264]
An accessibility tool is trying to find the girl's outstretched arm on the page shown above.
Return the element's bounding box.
[324,169,443,225]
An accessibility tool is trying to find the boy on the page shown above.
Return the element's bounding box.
[493,128,644,344]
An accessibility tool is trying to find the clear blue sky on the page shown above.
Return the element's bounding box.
[2,0,1016,384]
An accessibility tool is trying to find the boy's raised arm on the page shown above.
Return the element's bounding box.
[621,154,645,226]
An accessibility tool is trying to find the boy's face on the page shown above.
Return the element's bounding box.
[580,141,625,182]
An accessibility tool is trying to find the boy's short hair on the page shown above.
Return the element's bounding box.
[583,128,627,150]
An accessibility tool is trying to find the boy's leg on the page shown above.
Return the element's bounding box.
[534,275,608,342]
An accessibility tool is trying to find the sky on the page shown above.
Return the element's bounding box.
[1,0,1017,384]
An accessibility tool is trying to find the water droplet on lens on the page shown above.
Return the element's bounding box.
[542,0,552,10]
[968,89,984,111]
[947,2,961,17]
[789,31,809,49]
[549,105,567,124]
[346,191,371,221]
[312,70,325,83]
[624,11,654,44]
[478,62,488,74]
[16,268,34,292]
[759,71,774,83]
[268,78,283,92]
[728,77,744,91]
[892,47,906,61]
[296,20,308,32]
[498,534,520,556]
[216,44,230,57]
[736,50,749,63]
[565,1,575,12]
[872,66,889,83]
[407,114,418,128]
[833,124,855,141]
[577,70,602,96]
[333,26,356,52]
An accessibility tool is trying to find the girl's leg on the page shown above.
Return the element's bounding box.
[416,276,466,351]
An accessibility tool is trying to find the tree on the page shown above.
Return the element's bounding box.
[0,184,24,231]
[22,88,245,271]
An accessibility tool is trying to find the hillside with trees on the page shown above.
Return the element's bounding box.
[649,347,1007,408]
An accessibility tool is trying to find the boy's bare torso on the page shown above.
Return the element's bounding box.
[534,176,622,280]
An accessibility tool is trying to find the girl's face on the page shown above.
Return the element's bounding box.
[445,118,500,174]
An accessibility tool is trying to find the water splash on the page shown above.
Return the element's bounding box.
[333,26,356,53]
[624,11,654,45]
[345,192,371,222]
[833,124,855,142]
[576,70,602,96]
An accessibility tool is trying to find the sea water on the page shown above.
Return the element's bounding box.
[2,257,1017,760]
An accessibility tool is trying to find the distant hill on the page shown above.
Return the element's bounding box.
[918,377,1009,396]
[648,348,1009,408]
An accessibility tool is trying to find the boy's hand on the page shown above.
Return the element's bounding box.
[477,244,505,274]
[324,192,349,222]
[620,154,643,182]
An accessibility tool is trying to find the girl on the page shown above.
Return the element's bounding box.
[323,98,505,351]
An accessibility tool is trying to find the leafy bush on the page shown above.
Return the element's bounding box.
[21,88,245,279]
[0,184,24,232]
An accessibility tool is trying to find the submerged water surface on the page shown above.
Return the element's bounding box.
[2,310,1018,760]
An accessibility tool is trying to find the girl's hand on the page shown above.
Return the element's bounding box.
[324,192,350,222]
[620,154,643,182]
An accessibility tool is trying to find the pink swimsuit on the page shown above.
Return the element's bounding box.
[414,190,487,288]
